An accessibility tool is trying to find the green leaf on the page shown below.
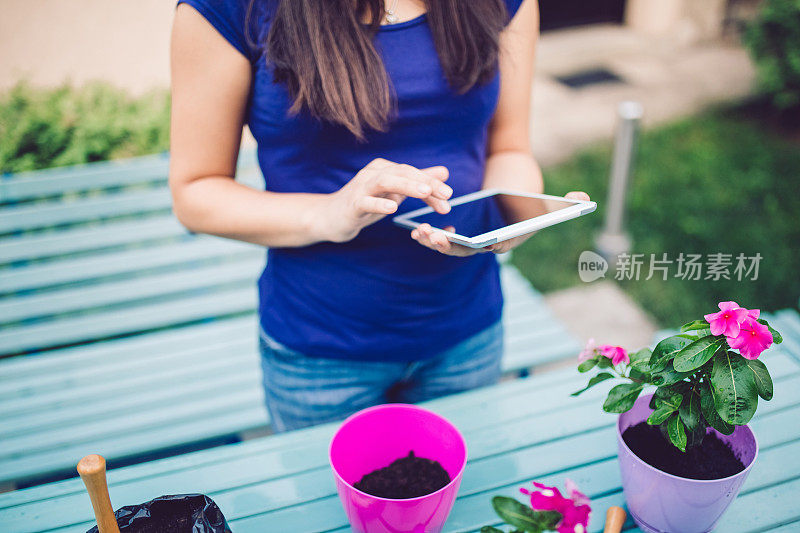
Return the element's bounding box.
[681,320,709,332]
[647,404,676,425]
[578,358,598,373]
[679,389,705,448]
[757,318,783,344]
[490,497,552,533]
[571,372,614,396]
[532,512,562,531]
[711,350,760,426]
[673,336,724,372]
[699,380,734,435]
[481,527,505,533]
[654,389,683,410]
[650,336,692,373]
[629,348,652,365]
[667,413,687,452]
[629,359,651,374]
[596,357,613,369]
[603,383,644,413]
[651,360,693,386]
[629,368,651,382]
[746,358,774,401]
[679,391,702,432]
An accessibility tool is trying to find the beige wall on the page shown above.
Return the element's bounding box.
[0,0,175,94]
[1,0,735,95]
[625,0,728,44]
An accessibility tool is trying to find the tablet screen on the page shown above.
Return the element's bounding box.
[406,193,577,239]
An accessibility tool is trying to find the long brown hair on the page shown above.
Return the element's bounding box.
[257,0,508,139]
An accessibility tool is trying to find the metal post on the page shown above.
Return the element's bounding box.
[595,101,643,263]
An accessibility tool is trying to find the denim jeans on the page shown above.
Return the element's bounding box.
[259,321,503,432]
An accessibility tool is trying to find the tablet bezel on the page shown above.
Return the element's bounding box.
[393,189,597,249]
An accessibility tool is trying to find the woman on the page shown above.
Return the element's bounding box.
[170,0,588,432]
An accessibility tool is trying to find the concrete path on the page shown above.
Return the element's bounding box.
[531,24,755,166]
[544,282,658,353]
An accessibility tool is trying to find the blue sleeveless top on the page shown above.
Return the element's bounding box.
[178,0,524,361]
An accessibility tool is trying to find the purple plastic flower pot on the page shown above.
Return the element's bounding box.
[617,394,758,533]
[329,404,467,533]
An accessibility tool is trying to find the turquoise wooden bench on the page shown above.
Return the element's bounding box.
[0,153,580,489]
[0,346,797,532]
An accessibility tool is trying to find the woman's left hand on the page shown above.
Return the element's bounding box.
[411,191,590,257]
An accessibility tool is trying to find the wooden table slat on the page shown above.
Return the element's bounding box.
[0,367,585,510]
[3,352,796,510]
[2,352,797,532]
[772,310,800,363]
[229,399,800,533]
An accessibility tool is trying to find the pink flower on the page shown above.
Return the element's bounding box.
[520,480,591,533]
[704,301,748,338]
[578,338,596,363]
[598,344,629,366]
[727,317,773,360]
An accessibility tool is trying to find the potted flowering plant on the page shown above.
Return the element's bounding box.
[573,301,783,533]
[481,480,591,533]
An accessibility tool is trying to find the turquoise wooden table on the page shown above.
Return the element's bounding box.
[1,349,799,533]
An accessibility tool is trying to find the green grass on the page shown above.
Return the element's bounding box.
[512,106,800,328]
[0,82,170,174]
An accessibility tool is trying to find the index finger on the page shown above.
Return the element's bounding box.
[394,164,453,201]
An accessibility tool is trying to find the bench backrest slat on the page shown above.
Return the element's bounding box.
[0,215,185,265]
[0,154,170,204]
[0,187,172,234]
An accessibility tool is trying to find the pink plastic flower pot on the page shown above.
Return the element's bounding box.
[329,404,467,533]
[617,394,758,533]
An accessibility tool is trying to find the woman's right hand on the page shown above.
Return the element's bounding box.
[319,158,453,243]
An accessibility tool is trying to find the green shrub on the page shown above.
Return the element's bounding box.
[0,82,170,173]
[743,0,800,110]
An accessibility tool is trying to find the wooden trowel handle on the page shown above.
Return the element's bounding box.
[603,506,627,533]
[77,455,121,533]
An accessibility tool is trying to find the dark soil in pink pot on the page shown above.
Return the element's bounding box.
[354,451,451,499]
[622,422,744,479]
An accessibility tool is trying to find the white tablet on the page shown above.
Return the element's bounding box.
[393,189,597,249]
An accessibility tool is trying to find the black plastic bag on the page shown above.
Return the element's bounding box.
[86,494,231,533]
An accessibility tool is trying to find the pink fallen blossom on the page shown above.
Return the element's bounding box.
[704,301,748,338]
[578,338,596,363]
[520,479,591,533]
[598,344,629,366]
[727,317,773,360]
